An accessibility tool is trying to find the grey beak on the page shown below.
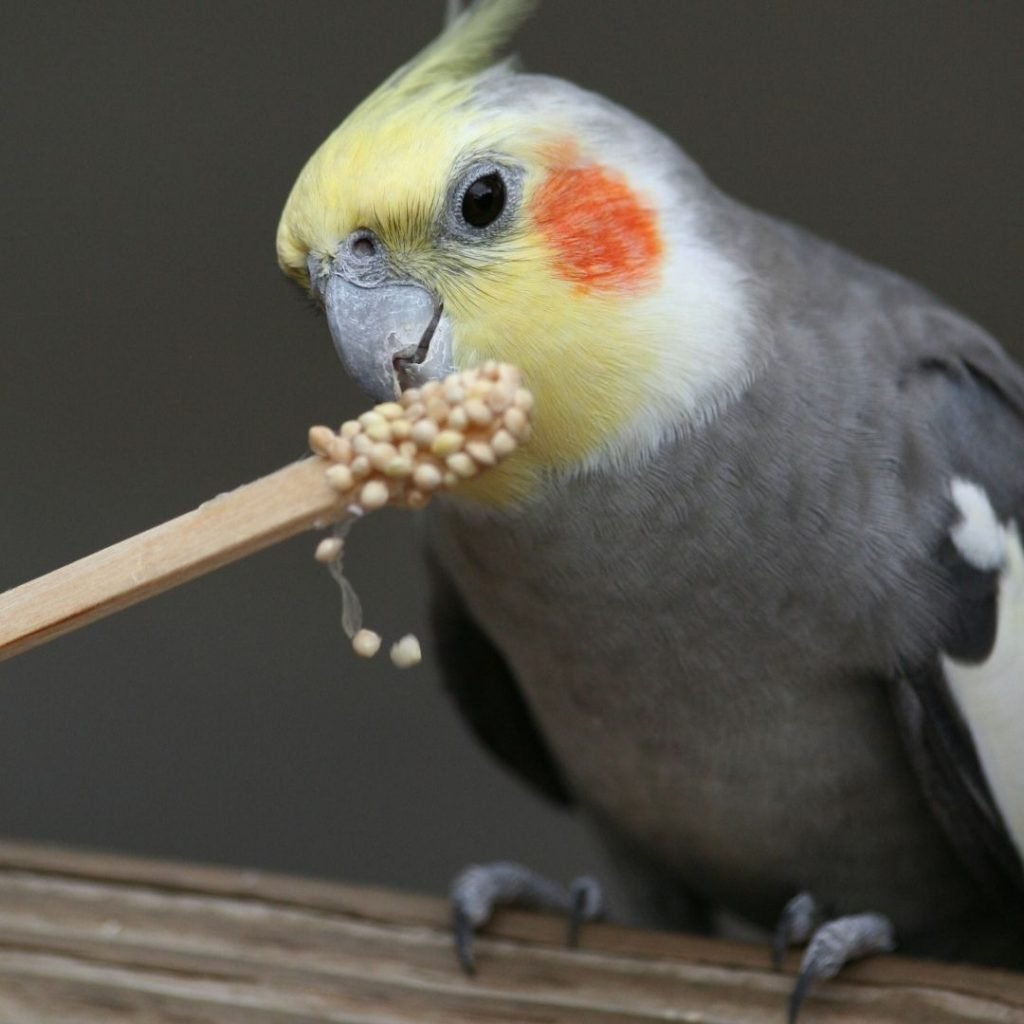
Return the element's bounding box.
[322,275,454,403]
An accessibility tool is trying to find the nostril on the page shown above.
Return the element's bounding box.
[351,234,376,258]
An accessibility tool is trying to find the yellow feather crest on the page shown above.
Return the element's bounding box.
[276,0,536,287]
[379,0,536,102]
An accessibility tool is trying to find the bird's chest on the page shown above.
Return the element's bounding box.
[429,496,962,925]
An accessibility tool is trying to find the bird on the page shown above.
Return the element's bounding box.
[276,1,1024,1017]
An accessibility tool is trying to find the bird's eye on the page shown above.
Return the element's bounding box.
[461,172,506,228]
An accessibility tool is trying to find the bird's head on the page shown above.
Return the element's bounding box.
[278,0,753,503]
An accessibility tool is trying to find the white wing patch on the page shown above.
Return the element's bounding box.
[949,478,1008,571]
[944,478,1024,862]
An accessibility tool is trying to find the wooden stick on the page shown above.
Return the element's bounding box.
[0,457,344,663]
[0,364,532,665]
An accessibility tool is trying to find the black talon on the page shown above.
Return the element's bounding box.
[772,891,820,970]
[452,905,476,975]
[787,968,814,1024]
[566,884,587,948]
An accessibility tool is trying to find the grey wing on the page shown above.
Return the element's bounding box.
[427,556,573,806]
[892,307,1024,907]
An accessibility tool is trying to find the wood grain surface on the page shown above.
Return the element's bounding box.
[0,840,1019,1022]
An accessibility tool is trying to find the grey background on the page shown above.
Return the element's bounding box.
[1,2,1021,907]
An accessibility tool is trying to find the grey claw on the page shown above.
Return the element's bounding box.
[772,891,820,970]
[452,904,476,975]
[789,912,896,1023]
[566,875,605,948]
[449,861,604,973]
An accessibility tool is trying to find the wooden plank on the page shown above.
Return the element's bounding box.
[0,840,1019,1022]
[0,458,344,663]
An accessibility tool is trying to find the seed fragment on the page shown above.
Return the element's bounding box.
[327,436,352,462]
[358,411,386,429]
[431,430,465,457]
[464,398,493,426]
[308,426,334,457]
[315,536,343,563]
[413,463,442,491]
[359,480,389,510]
[466,440,496,466]
[390,634,422,669]
[490,429,516,458]
[504,406,528,437]
[374,401,404,420]
[365,422,392,443]
[446,452,478,479]
[369,442,398,472]
[410,419,438,448]
[352,629,382,658]
[325,464,354,492]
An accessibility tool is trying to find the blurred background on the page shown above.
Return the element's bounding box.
[1,1,1021,910]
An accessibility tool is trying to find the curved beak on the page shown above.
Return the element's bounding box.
[322,275,454,403]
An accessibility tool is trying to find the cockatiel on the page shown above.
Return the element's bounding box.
[277,0,1024,1016]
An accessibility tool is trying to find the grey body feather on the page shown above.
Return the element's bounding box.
[427,78,1024,960]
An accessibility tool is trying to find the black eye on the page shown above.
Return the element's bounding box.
[461,172,506,228]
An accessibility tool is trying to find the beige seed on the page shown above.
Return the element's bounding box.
[325,464,354,492]
[350,455,371,478]
[466,440,496,466]
[389,419,411,441]
[385,456,414,477]
[402,387,422,405]
[504,406,528,437]
[340,420,360,438]
[431,430,465,457]
[426,398,449,423]
[327,436,352,462]
[486,385,513,412]
[374,401,404,420]
[359,480,389,510]
[413,463,443,491]
[420,380,442,400]
[358,411,386,429]
[410,419,438,448]
[389,634,422,669]
[351,433,372,455]
[443,382,465,405]
[308,425,334,457]
[514,388,535,412]
[365,422,392,443]
[447,406,468,431]
[490,429,517,458]
[352,629,382,658]
[446,452,478,479]
[314,536,343,563]
[464,398,493,426]
[369,442,398,472]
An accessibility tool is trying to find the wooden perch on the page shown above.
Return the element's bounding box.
[0,457,344,663]
[0,839,1020,1022]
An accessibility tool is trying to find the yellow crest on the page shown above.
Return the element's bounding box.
[276,0,536,287]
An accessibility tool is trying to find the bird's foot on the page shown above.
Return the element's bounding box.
[449,860,605,974]
[773,892,896,1023]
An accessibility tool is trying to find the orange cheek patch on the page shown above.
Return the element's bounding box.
[533,164,663,293]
